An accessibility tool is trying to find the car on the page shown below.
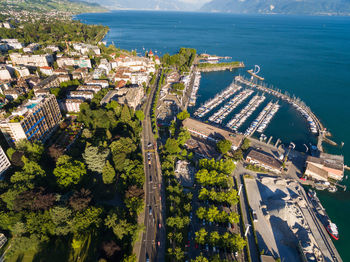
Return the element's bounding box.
[189,212,193,219]
[185,241,190,248]
[205,244,209,252]
[147,142,153,148]
[157,241,160,246]
[228,222,232,229]
[195,243,199,249]
[202,219,205,226]
[149,206,152,215]
[252,210,258,222]
[235,251,238,257]
[159,223,161,228]
[146,253,150,262]
[149,175,152,182]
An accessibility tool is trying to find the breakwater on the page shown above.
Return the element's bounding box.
[197,62,245,72]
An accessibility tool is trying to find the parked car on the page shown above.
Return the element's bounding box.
[252,210,258,222]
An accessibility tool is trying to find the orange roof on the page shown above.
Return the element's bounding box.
[149,50,153,55]
[40,66,52,70]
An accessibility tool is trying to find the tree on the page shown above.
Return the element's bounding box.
[191,255,209,262]
[14,188,56,211]
[209,231,220,247]
[195,228,208,245]
[71,207,102,233]
[10,158,46,185]
[49,206,73,235]
[102,160,116,184]
[241,138,250,151]
[53,155,87,188]
[83,146,110,173]
[102,240,121,257]
[69,189,92,211]
[232,149,243,161]
[228,212,240,224]
[16,140,44,161]
[217,139,232,155]
[135,110,145,121]
[177,110,190,121]
[164,138,180,155]
[120,104,132,123]
[48,145,65,162]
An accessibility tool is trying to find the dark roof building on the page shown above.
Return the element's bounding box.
[246,149,282,174]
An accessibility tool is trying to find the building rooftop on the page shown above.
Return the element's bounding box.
[305,162,329,180]
[246,149,282,170]
[183,118,244,149]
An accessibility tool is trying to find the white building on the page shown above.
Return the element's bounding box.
[0,146,11,177]
[56,57,92,68]
[40,66,53,76]
[85,80,109,88]
[23,43,40,53]
[13,66,30,77]
[9,53,54,67]
[0,39,23,50]
[68,91,94,100]
[72,43,100,55]
[0,66,11,80]
[65,98,84,113]
[45,45,60,52]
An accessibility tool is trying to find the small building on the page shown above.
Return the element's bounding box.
[40,66,53,76]
[35,75,60,90]
[85,80,109,88]
[64,98,84,113]
[100,87,144,110]
[23,43,40,53]
[0,66,11,80]
[68,91,94,100]
[305,153,344,181]
[304,162,328,182]
[4,89,20,100]
[245,149,282,174]
[76,85,101,94]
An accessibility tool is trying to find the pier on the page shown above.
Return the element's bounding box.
[208,89,253,124]
[226,94,265,131]
[194,81,241,118]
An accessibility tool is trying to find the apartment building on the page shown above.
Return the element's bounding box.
[0,95,62,144]
[0,146,11,177]
[9,53,53,67]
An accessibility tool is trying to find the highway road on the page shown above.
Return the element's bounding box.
[139,71,166,262]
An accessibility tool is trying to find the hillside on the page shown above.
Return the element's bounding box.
[80,0,204,11]
[0,0,107,14]
[200,0,350,15]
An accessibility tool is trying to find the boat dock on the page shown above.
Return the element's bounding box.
[244,101,275,136]
[188,71,201,107]
[256,102,280,133]
[208,89,253,124]
[226,94,265,131]
[235,75,330,151]
[194,81,241,118]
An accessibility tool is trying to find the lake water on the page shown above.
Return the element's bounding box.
[77,11,350,260]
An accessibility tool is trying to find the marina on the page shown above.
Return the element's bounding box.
[208,89,254,124]
[194,81,241,118]
[188,71,201,107]
[226,94,266,131]
[235,76,320,136]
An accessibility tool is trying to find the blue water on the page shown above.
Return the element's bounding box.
[77,11,350,260]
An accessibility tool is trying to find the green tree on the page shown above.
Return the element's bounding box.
[135,110,145,121]
[53,155,87,188]
[16,140,44,161]
[102,160,116,184]
[50,206,73,235]
[83,146,110,173]
[241,138,250,151]
[195,228,208,245]
[177,110,190,121]
[164,138,181,155]
[217,139,232,155]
